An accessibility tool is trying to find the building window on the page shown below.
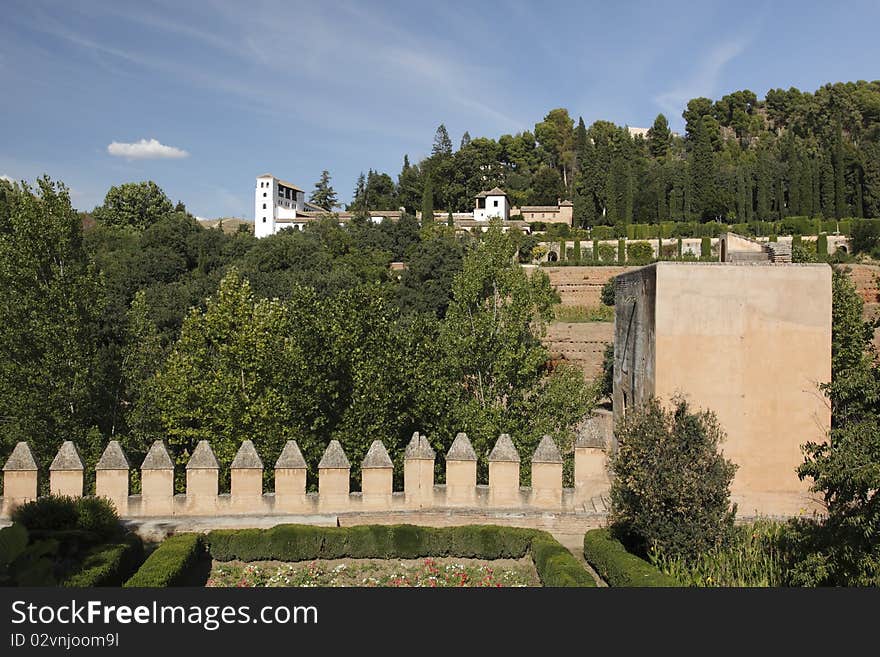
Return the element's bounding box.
[263,192,266,197]
[262,217,266,223]
[262,203,266,209]
[493,200,498,207]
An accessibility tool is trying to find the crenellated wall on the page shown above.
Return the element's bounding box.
[0,428,612,519]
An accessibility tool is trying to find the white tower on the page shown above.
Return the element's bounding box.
[254,174,307,238]
[474,187,509,222]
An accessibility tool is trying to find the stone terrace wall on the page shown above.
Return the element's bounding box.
[541,266,633,307]
[0,429,612,520]
[545,322,613,380]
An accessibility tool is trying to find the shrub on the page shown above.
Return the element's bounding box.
[532,532,595,586]
[600,279,615,306]
[700,236,712,260]
[626,241,653,265]
[598,244,616,263]
[617,239,625,265]
[11,496,78,532]
[573,240,581,261]
[583,529,677,586]
[816,233,828,258]
[10,496,120,541]
[124,534,204,587]
[74,497,122,541]
[590,226,615,240]
[62,534,144,587]
[608,397,737,561]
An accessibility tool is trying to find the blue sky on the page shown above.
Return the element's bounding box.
[1,1,878,219]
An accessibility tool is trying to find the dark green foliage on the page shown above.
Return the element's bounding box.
[617,238,625,265]
[583,528,678,587]
[626,241,654,265]
[0,523,30,585]
[73,496,122,540]
[599,343,614,398]
[600,279,615,306]
[62,534,144,587]
[609,397,737,561]
[11,496,120,541]
[795,269,880,585]
[700,236,712,259]
[124,533,204,587]
[530,533,595,587]
[11,496,78,533]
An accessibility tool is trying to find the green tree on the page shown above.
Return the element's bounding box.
[308,170,338,210]
[797,270,880,585]
[92,181,174,230]
[689,118,717,220]
[421,173,434,223]
[609,397,738,560]
[432,124,453,159]
[0,178,106,477]
[647,113,672,158]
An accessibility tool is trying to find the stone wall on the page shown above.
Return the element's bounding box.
[0,429,612,519]
[613,262,832,517]
[545,322,613,380]
[541,266,633,307]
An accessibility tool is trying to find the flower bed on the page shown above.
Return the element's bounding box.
[206,557,538,588]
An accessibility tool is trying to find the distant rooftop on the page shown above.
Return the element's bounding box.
[257,173,304,193]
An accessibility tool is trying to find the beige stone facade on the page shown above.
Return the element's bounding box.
[613,262,831,516]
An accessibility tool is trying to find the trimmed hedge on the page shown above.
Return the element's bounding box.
[124,534,204,587]
[206,524,594,587]
[63,534,144,587]
[583,529,677,587]
[531,534,595,587]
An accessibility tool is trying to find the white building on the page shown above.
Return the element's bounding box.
[255,173,330,238]
[474,187,509,222]
[255,173,406,238]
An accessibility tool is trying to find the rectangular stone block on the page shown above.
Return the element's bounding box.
[185,469,219,514]
[404,459,434,508]
[231,468,264,513]
[141,469,174,516]
[318,468,350,511]
[96,469,129,515]
[274,468,307,512]
[50,470,83,498]
[531,462,563,508]
[574,446,609,500]
[445,460,476,506]
[1,471,38,516]
[488,461,520,507]
[361,468,392,509]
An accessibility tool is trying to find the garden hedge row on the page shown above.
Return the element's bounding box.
[62,534,144,587]
[124,533,204,587]
[582,529,678,587]
[206,524,594,587]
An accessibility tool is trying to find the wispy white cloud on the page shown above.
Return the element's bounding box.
[107,138,189,160]
[654,34,754,118]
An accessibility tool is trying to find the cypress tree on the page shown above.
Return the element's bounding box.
[821,153,835,218]
[421,173,434,224]
[689,117,716,220]
[559,239,566,262]
[833,129,847,219]
[756,152,771,220]
[593,238,600,263]
[788,160,801,217]
[811,157,822,219]
[647,114,672,159]
[618,238,626,265]
[656,165,668,222]
[624,162,635,224]
[700,236,712,260]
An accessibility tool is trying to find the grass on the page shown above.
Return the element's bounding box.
[553,304,614,323]
[647,520,787,587]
